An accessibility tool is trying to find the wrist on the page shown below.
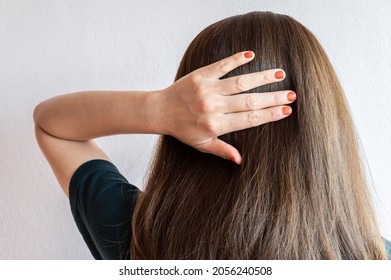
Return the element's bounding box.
[143,88,169,135]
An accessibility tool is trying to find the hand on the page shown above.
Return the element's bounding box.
[158,51,296,164]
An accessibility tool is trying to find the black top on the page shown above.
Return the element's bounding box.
[69,159,391,260]
[69,159,140,260]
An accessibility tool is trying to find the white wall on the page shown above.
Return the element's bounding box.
[1,0,390,259]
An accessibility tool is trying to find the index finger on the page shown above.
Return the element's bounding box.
[196,51,255,80]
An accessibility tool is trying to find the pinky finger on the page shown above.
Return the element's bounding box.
[222,106,292,134]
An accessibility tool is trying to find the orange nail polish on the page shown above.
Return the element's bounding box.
[287,91,296,101]
[274,70,285,79]
[282,106,292,115]
[244,51,253,59]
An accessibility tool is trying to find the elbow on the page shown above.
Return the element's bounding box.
[33,102,44,126]
[33,102,50,143]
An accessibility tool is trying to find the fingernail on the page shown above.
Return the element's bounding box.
[229,156,237,163]
[287,91,296,102]
[274,70,285,79]
[244,51,254,59]
[282,106,292,115]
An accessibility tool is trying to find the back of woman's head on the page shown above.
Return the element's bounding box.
[131,11,387,259]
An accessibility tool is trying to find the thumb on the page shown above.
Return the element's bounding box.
[196,138,242,164]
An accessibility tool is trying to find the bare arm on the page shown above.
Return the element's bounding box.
[33,91,162,196]
[33,90,164,141]
[34,51,295,197]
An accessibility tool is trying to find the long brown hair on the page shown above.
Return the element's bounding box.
[131,11,387,259]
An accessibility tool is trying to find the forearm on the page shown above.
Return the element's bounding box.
[33,90,165,141]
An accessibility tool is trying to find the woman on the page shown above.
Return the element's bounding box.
[34,11,391,259]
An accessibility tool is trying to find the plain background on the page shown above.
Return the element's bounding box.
[0,0,390,259]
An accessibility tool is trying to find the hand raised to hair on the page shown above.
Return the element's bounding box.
[159,51,296,164]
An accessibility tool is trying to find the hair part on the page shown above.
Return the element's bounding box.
[131,11,387,259]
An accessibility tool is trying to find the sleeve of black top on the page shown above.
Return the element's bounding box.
[69,159,140,260]
[385,238,391,260]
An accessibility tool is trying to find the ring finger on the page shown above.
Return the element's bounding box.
[223,90,296,113]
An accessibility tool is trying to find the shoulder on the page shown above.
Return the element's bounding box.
[69,159,140,259]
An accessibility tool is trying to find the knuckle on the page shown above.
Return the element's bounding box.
[273,93,282,105]
[233,53,242,63]
[247,111,261,126]
[246,94,259,110]
[188,73,200,85]
[270,108,280,121]
[260,72,268,82]
[196,98,213,113]
[217,60,231,74]
[201,119,219,134]
[193,83,206,98]
[236,76,247,92]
